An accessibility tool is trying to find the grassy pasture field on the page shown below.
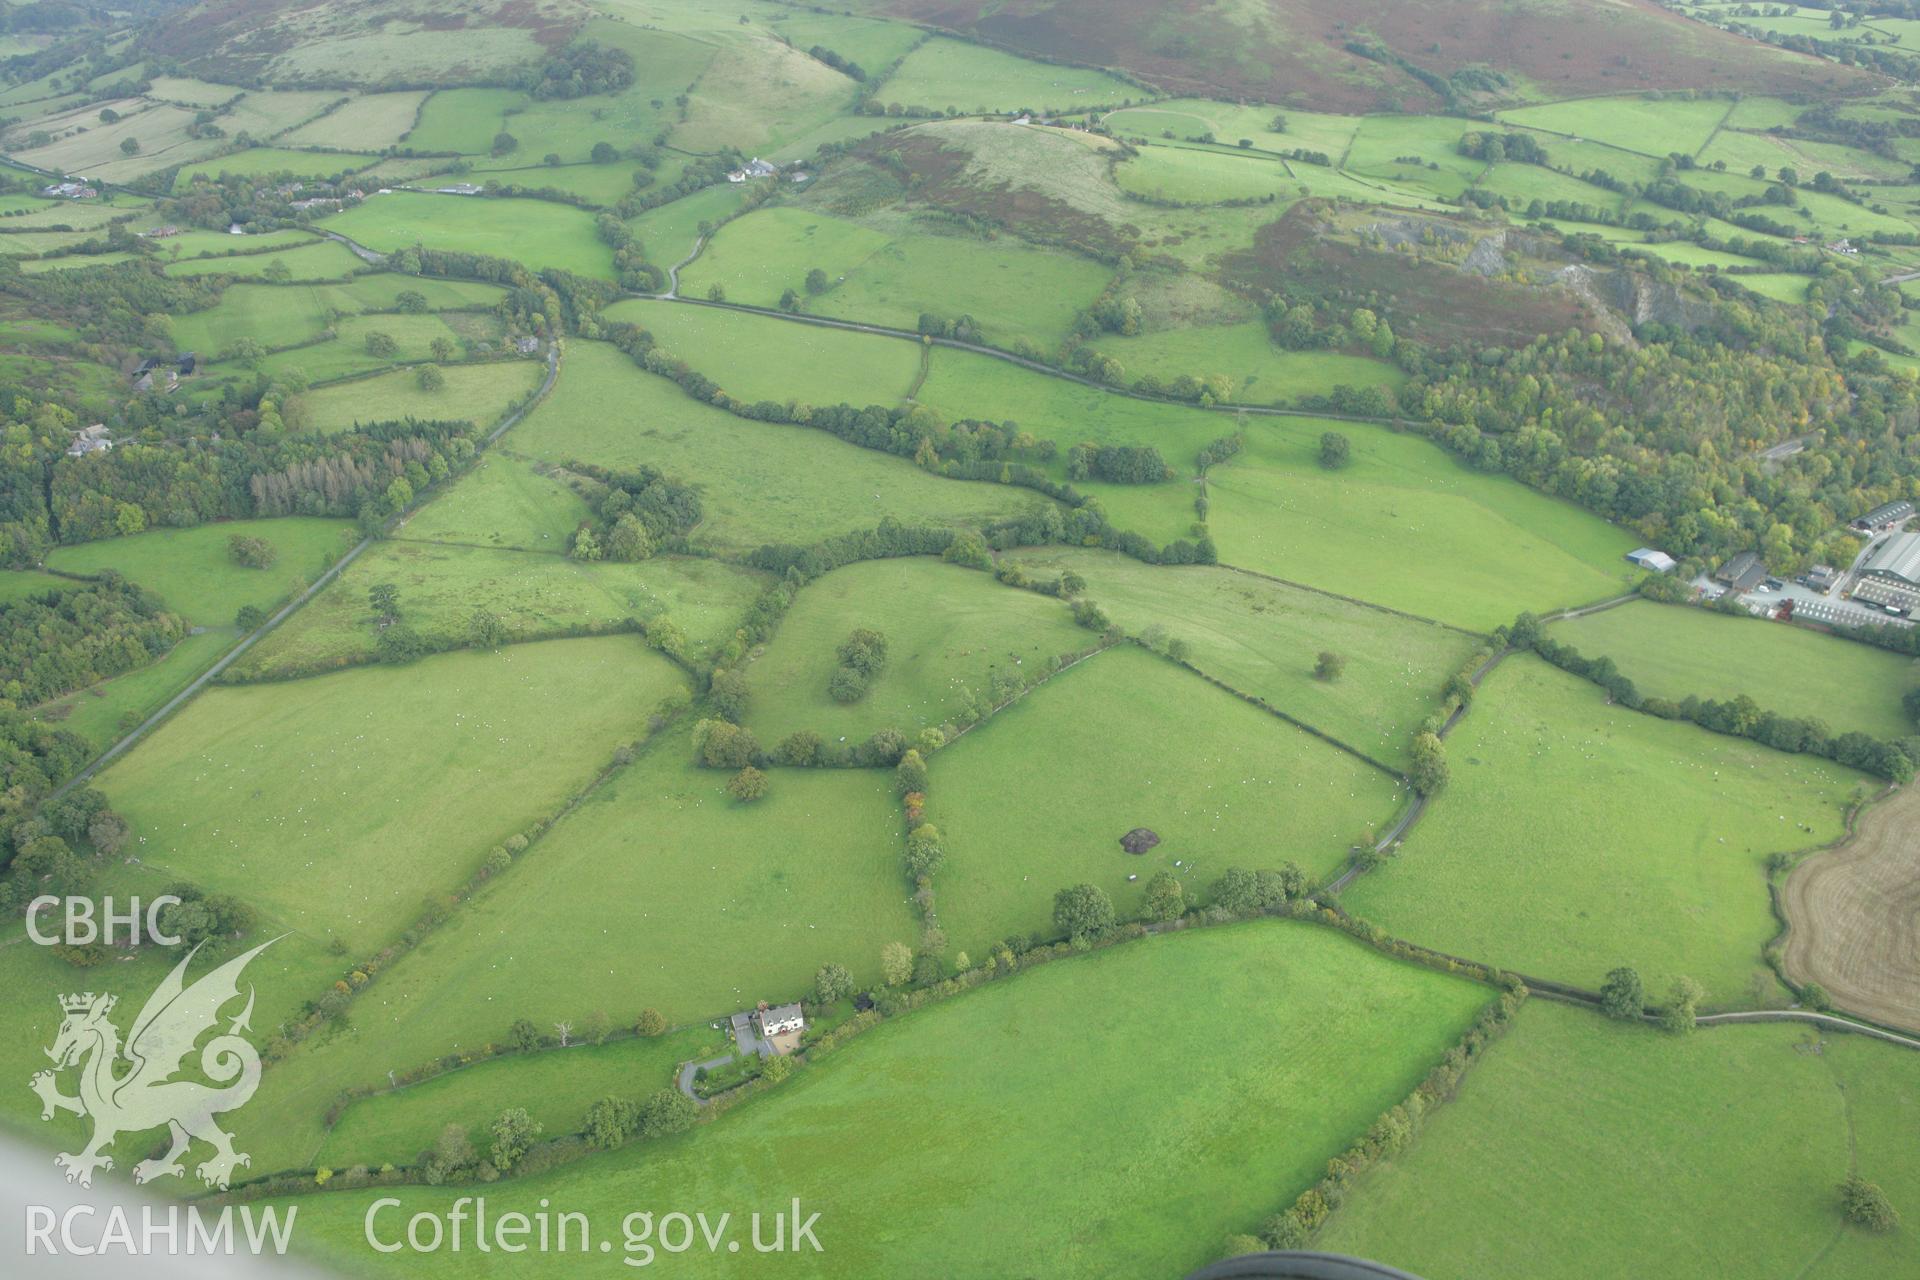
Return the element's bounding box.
[276,921,1495,1280]
[168,276,504,355]
[98,637,691,956]
[672,205,1114,352]
[742,555,1092,743]
[1342,656,1870,1001]
[935,645,1406,958]
[603,297,922,407]
[44,516,354,625]
[1554,600,1919,740]
[282,92,430,149]
[232,540,765,678]
[1020,550,1482,767]
[1497,95,1733,158]
[404,87,523,154]
[325,193,615,278]
[163,238,364,282]
[233,743,918,1171]
[1087,321,1402,406]
[397,452,592,551]
[626,180,753,265]
[315,1025,722,1171]
[145,227,318,258]
[1114,145,1294,204]
[1205,419,1639,631]
[508,341,1042,552]
[878,37,1137,112]
[765,10,925,72]
[1320,999,1920,1280]
[171,147,378,187]
[216,312,482,384]
[1342,116,1480,198]
[296,358,542,434]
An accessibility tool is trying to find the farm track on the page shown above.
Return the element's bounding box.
[1780,784,1920,1034]
[48,342,562,798]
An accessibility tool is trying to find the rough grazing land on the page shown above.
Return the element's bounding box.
[1782,784,1920,1034]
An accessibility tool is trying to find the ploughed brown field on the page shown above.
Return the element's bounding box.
[1783,783,1920,1034]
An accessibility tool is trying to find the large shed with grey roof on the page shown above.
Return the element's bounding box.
[1861,531,1920,588]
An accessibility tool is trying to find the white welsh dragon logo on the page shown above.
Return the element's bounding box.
[30,938,275,1190]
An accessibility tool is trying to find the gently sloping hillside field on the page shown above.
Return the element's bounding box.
[936,645,1405,958]
[281,91,432,149]
[167,275,508,356]
[1319,1000,1920,1280]
[673,31,856,156]
[878,36,1139,112]
[323,194,617,279]
[1343,656,1870,1001]
[44,517,355,625]
[315,1025,721,1171]
[1782,785,1920,1034]
[163,239,366,282]
[508,341,1044,552]
[670,205,1114,353]
[743,556,1092,743]
[910,345,1226,546]
[232,541,765,678]
[208,313,486,387]
[170,148,378,187]
[296,359,544,434]
[397,453,593,551]
[1206,419,1638,631]
[97,637,689,956]
[33,629,232,751]
[1555,600,1920,741]
[1020,550,1482,768]
[1497,94,1733,158]
[232,743,918,1173]
[1087,320,1402,406]
[603,298,922,407]
[275,922,1495,1279]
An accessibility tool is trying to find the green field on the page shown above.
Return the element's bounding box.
[282,91,430,149]
[169,275,505,355]
[316,1025,721,1171]
[878,37,1138,112]
[1555,599,1920,740]
[604,298,921,407]
[297,358,543,433]
[1497,95,1734,158]
[171,147,378,188]
[276,921,1494,1278]
[233,539,766,677]
[1206,420,1640,630]
[1022,550,1482,766]
[1115,144,1296,204]
[397,452,593,551]
[1343,656,1869,1001]
[936,645,1405,957]
[1087,320,1402,406]
[232,740,919,1172]
[1321,999,1920,1279]
[163,238,365,282]
[99,637,691,955]
[508,341,1042,552]
[671,205,1114,352]
[45,517,354,625]
[324,194,616,278]
[743,555,1092,743]
[35,628,232,750]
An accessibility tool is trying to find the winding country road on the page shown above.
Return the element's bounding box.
[49,342,562,798]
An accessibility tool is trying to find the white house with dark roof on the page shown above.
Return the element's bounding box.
[754,1003,804,1038]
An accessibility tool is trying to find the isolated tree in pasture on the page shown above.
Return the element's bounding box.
[1319,431,1351,469]
[416,363,446,392]
[727,765,768,803]
[1840,1175,1898,1231]
[368,582,400,623]
[1314,651,1346,681]
[364,330,398,358]
[805,268,829,294]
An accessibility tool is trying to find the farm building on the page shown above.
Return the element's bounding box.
[1803,564,1839,592]
[1853,577,1920,614]
[1625,548,1676,573]
[755,1003,804,1038]
[1851,499,1914,533]
[1713,551,1767,592]
[1860,533,1920,589]
[64,423,111,457]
